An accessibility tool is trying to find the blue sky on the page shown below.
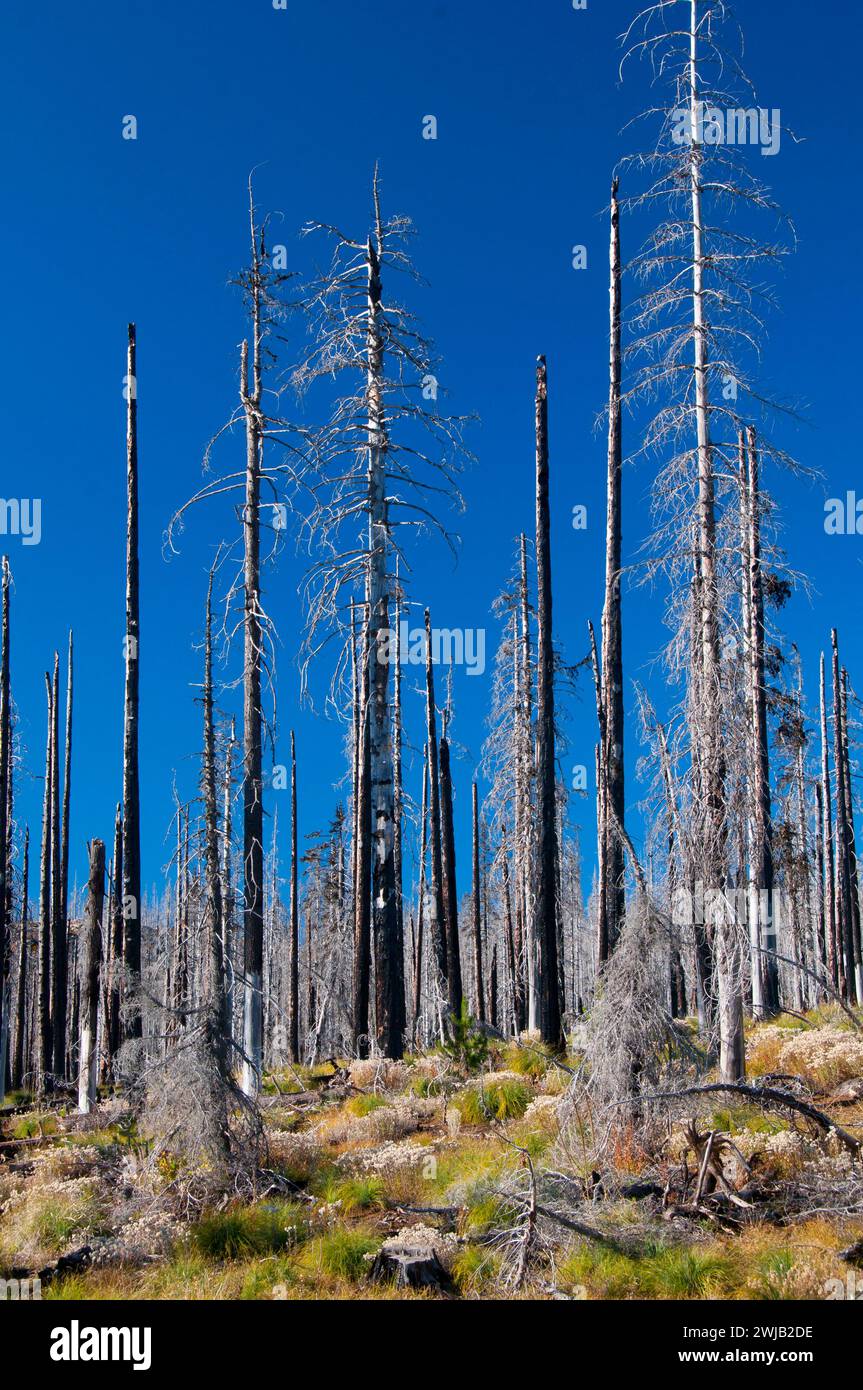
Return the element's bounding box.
[1,0,861,907]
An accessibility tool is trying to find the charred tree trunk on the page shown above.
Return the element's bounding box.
[516,538,533,1031]
[0,558,10,1075]
[353,606,372,1056]
[77,840,105,1114]
[744,427,778,1016]
[37,674,53,1089]
[106,805,123,1061]
[122,324,142,1046]
[60,630,73,991]
[599,178,625,965]
[50,654,65,1078]
[840,668,863,1003]
[534,357,563,1049]
[412,747,429,1036]
[366,186,404,1061]
[11,827,28,1089]
[438,722,462,1019]
[424,609,447,1005]
[471,781,485,1023]
[833,631,854,1003]
[202,571,227,1069]
[820,651,837,988]
[289,729,299,1062]
[240,315,265,1093]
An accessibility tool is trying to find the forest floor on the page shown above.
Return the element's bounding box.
[2,1008,863,1301]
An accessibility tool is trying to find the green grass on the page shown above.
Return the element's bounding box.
[314,1173,387,1214]
[192,1200,307,1261]
[345,1093,389,1118]
[452,1078,532,1125]
[305,1228,380,1282]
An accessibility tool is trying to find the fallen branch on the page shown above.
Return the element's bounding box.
[638,1083,861,1156]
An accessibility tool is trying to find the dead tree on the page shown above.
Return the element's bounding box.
[424,609,447,1014]
[619,0,796,1077]
[122,323,142,1044]
[0,557,10,1070]
[840,667,863,1002]
[50,653,65,1078]
[820,651,837,987]
[295,171,469,1058]
[37,674,53,1089]
[59,631,73,1007]
[471,781,485,1023]
[289,728,299,1062]
[742,427,779,1017]
[202,569,227,1068]
[11,827,29,1089]
[598,179,626,965]
[533,357,562,1049]
[353,606,372,1055]
[438,713,463,1020]
[77,840,105,1114]
[832,630,855,1003]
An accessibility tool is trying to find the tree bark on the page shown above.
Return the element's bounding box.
[37,674,53,1089]
[534,357,563,1048]
[599,178,625,965]
[11,826,28,1089]
[77,840,105,1114]
[438,726,463,1019]
[122,324,142,1045]
[471,781,485,1023]
[289,729,299,1062]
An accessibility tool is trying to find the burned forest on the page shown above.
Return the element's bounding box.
[2,0,863,1320]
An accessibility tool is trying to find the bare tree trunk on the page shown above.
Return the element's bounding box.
[832,630,852,1001]
[744,427,778,1016]
[60,631,73,983]
[840,668,863,1003]
[221,718,235,1048]
[12,826,28,1089]
[122,325,142,1049]
[599,178,625,965]
[50,654,65,1078]
[439,722,463,1019]
[534,357,563,1049]
[240,312,265,1093]
[412,747,428,1036]
[688,0,741,1080]
[0,558,10,1076]
[820,651,837,988]
[202,571,227,1068]
[500,823,518,1036]
[77,840,105,1113]
[471,782,485,1023]
[424,609,447,1002]
[289,729,299,1062]
[516,538,533,1031]
[353,606,372,1056]
[37,674,53,1089]
[366,183,403,1060]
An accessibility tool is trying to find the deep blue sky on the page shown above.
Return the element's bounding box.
[1,0,861,908]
